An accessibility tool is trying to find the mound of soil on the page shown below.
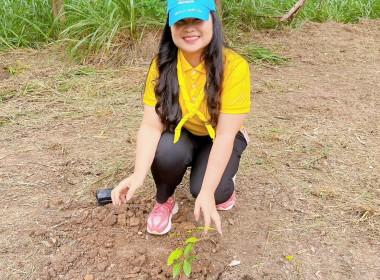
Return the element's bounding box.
[36,193,225,280]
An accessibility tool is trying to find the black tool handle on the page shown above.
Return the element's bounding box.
[96,188,113,206]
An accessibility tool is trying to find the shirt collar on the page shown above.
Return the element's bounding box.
[178,49,206,74]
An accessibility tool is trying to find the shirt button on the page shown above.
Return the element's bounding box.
[192,84,196,88]
[192,70,196,75]
[192,97,196,102]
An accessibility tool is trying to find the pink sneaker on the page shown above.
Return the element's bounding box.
[216,191,236,211]
[147,199,178,235]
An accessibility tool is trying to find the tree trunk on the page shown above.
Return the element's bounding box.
[280,0,308,22]
[215,0,222,13]
[215,0,222,24]
[51,0,66,22]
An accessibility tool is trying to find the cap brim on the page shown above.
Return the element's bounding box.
[169,5,210,26]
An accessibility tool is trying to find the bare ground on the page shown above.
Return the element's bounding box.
[0,20,379,280]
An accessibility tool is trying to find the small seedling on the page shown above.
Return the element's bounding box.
[7,60,29,75]
[361,193,372,200]
[320,191,327,200]
[256,160,264,165]
[285,255,294,261]
[305,146,330,168]
[168,227,216,278]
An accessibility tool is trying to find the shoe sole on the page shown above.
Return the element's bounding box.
[216,191,236,211]
[216,204,234,211]
[147,202,179,235]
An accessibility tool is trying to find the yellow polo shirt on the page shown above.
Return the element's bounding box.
[143,48,251,137]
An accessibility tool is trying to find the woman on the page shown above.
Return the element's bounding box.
[111,0,251,235]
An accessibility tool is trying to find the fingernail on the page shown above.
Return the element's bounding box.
[219,230,223,236]
[126,195,131,201]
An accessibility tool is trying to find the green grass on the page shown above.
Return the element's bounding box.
[0,0,378,54]
[0,0,56,49]
[236,43,292,65]
[222,0,380,30]
[59,0,137,59]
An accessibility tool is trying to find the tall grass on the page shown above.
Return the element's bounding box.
[307,0,380,23]
[0,0,166,52]
[60,0,139,59]
[222,0,380,30]
[0,0,379,53]
[0,0,55,50]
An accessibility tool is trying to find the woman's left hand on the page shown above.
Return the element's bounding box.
[194,190,222,235]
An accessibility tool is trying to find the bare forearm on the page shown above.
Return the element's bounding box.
[111,105,163,204]
[134,124,162,179]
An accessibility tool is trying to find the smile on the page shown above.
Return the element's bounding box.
[183,36,200,43]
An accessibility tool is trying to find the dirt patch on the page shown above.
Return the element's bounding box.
[30,192,227,280]
[0,20,379,279]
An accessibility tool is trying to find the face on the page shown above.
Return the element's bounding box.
[170,14,213,65]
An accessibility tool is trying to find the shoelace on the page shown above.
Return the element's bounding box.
[151,201,173,216]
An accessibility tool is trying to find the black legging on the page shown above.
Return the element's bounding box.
[151,129,247,204]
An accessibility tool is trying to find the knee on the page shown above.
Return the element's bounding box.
[190,183,200,198]
[189,172,203,198]
[153,131,192,170]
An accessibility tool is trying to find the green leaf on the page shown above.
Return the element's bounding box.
[186,237,199,244]
[80,68,96,74]
[173,262,182,278]
[285,255,294,261]
[320,192,327,199]
[13,14,49,41]
[195,227,216,231]
[186,255,198,262]
[167,248,183,265]
[184,243,194,256]
[361,193,372,199]
[183,259,191,277]
[169,232,181,238]
[322,146,329,158]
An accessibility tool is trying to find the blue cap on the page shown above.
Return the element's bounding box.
[167,0,216,27]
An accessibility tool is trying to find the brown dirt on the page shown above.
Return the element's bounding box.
[0,20,379,280]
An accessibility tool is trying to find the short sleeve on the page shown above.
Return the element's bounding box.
[220,52,251,114]
[143,59,158,107]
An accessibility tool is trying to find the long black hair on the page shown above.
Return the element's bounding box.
[154,11,226,132]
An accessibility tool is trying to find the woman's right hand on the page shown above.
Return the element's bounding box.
[111,173,144,206]
[111,105,163,206]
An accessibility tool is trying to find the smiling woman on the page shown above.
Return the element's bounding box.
[170,16,214,67]
[111,0,251,236]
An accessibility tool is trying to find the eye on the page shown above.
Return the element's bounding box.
[175,19,186,25]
